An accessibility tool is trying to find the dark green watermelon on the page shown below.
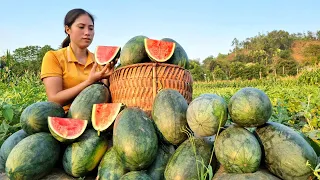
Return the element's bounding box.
[0,129,28,173]
[120,35,150,66]
[67,84,110,124]
[63,129,108,178]
[96,147,127,180]
[228,87,272,127]
[164,137,214,180]
[120,171,152,180]
[20,101,65,134]
[161,38,189,69]
[187,94,228,137]
[152,89,189,145]
[5,132,60,180]
[213,166,280,180]
[214,125,262,173]
[255,122,318,180]
[113,107,158,171]
[146,143,175,180]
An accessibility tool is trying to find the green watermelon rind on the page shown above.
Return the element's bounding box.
[120,35,150,66]
[164,138,213,180]
[151,89,189,146]
[146,143,175,180]
[214,125,262,173]
[5,132,60,180]
[62,129,108,178]
[187,93,228,137]
[228,87,272,127]
[255,122,318,180]
[20,101,66,135]
[113,107,158,171]
[96,147,127,180]
[0,129,28,173]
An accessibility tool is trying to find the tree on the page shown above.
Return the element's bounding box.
[212,66,227,80]
[189,60,206,81]
[12,46,41,62]
[317,30,320,40]
[232,38,240,56]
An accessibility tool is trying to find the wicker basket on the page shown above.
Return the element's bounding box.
[109,62,193,116]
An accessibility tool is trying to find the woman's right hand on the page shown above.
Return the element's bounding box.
[86,62,115,84]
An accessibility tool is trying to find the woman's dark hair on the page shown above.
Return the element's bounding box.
[61,8,95,48]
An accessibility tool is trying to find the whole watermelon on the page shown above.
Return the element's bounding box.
[96,147,127,180]
[214,125,262,173]
[152,89,188,145]
[255,122,318,180]
[187,94,228,137]
[164,138,213,179]
[120,35,150,66]
[228,87,272,127]
[113,107,158,171]
[161,38,189,69]
[63,129,108,178]
[0,129,28,173]
[20,101,65,134]
[5,132,60,180]
[146,143,175,180]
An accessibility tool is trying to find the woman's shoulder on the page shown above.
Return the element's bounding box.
[43,47,69,62]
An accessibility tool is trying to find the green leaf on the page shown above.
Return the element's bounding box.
[208,165,213,180]
[2,106,13,122]
[0,121,10,134]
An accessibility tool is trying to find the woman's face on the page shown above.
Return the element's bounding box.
[66,14,95,49]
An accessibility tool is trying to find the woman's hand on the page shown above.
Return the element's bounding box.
[86,61,116,84]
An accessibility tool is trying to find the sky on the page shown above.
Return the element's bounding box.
[1,0,319,61]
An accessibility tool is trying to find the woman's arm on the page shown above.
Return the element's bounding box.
[43,62,113,106]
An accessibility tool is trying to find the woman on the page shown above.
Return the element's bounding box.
[40,8,115,112]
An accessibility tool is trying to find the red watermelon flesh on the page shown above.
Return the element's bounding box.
[92,103,125,135]
[144,38,175,62]
[48,117,88,142]
[95,46,121,65]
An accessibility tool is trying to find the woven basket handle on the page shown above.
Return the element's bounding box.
[152,63,158,101]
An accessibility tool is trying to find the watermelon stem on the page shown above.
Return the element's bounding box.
[97,130,100,136]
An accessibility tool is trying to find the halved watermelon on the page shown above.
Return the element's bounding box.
[95,46,121,65]
[144,38,175,62]
[92,103,125,136]
[48,117,88,143]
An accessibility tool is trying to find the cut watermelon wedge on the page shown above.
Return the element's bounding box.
[144,38,175,62]
[95,46,121,65]
[92,103,125,136]
[48,117,88,143]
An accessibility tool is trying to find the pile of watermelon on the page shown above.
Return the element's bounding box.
[95,35,190,69]
[0,83,319,180]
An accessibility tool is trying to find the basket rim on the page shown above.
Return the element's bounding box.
[113,62,191,73]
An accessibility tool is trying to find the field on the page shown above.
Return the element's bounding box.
[0,71,319,147]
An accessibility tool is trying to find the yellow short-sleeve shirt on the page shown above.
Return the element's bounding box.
[40,45,103,111]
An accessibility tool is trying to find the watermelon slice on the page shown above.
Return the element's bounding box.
[48,117,88,143]
[92,103,125,136]
[144,38,175,62]
[95,46,121,65]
